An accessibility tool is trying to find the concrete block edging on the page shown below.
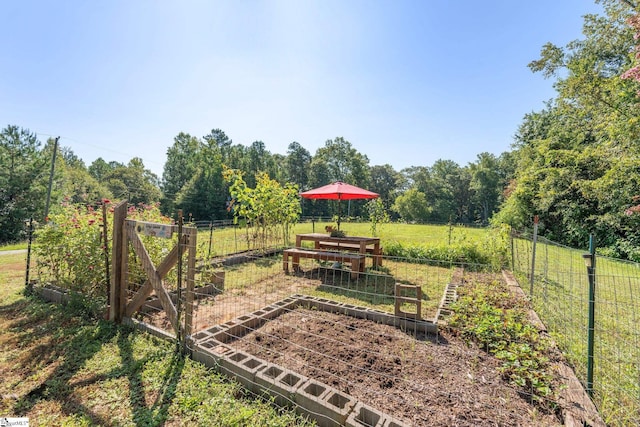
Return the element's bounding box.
[190,294,414,427]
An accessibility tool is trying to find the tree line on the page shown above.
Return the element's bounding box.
[3,0,640,260]
[0,125,512,244]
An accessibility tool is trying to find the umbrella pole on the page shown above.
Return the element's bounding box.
[337,199,341,230]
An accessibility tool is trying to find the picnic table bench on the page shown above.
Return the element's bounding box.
[295,233,382,267]
[282,248,365,279]
[315,241,383,267]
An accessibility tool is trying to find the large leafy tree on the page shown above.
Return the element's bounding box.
[245,140,268,188]
[392,188,431,223]
[369,164,402,213]
[162,131,230,220]
[400,160,466,223]
[267,153,286,184]
[285,141,311,191]
[427,159,463,223]
[311,137,371,219]
[304,158,331,218]
[497,0,640,255]
[313,137,370,186]
[46,141,111,205]
[62,167,111,205]
[103,158,161,205]
[469,153,502,224]
[175,149,226,221]
[0,125,47,242]
[88,157,114,182]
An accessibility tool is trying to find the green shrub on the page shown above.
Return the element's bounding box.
[382,225,509,269]
[34,201,176,299]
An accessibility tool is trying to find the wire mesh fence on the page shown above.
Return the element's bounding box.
[512,231,640,426]
[27,206,616,425]
[180,251,564,426]
[188,251,457,334]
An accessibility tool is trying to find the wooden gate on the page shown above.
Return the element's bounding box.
[109,201,197,342]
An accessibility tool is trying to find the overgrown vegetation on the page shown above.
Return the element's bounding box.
[383,224,510,269]
[448,278,557,409]
[34,202,177,300]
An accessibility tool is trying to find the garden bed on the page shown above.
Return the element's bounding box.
[227,306,561,426]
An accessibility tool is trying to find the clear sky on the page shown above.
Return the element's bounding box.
[1,1,602,178]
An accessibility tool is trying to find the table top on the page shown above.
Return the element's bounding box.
[296,233,380,244]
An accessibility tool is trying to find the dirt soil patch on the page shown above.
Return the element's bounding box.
[231,308,561,426]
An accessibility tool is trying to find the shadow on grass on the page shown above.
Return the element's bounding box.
[117,329,185,426]
[6,297,185,426]
[11,314,119,425]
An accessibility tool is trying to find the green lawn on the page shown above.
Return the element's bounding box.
[0,241,28,251]
[296,221,489,245]
[219,253,452,321]
[198,220,491,257]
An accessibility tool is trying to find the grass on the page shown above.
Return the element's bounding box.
[0,252,315,426]
[512,237,640,427]
[0,241,28,251]
[197,220,491,258]
[292,220,488,245]
[218,254,451,320]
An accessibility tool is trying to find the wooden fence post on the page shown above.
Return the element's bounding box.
[109,201,127,322]
[102,202,110,304]
[176,210,184,346]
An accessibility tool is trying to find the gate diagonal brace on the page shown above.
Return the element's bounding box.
[125,221,180,331]
[125,234,189,318]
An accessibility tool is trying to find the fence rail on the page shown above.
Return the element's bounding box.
[512,231,640,427]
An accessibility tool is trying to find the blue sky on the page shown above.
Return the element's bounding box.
[1,1,602,178]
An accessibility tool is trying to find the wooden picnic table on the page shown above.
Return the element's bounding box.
[294,233,382,267]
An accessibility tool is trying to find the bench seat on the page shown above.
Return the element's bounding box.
[283,248,365,279]
[315,241,383,267]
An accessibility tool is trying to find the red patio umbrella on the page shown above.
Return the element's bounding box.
[300,181,379,230]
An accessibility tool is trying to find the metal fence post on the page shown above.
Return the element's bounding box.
[529,215,539,296]
[584,234,597,397]
[207,221,213,260]
[510,227,515,272]
[24,218,34,294]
